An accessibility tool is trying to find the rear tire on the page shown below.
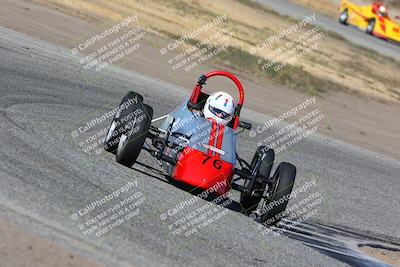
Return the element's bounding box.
[339,9,349,25]
[259,162,296,225]
[116,103,153,167]
[240,147,275,215]
[103,92,143,153]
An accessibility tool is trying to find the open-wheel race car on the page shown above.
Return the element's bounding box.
[103,70,296,224]
[339,0,400,43]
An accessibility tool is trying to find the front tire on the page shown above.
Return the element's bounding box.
[259,162,296,225]
[103,92,143,153]
[339,9,349,25]
[116,103,153,167]
[240,147,275,215]
[366,19,375,35]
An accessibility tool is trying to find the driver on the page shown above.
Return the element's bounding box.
[372,0,388,17]
[203,91,236,126]
[378,5,388,17]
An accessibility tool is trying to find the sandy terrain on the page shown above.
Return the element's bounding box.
[0,219,102,267]
[35,0,400,102]
[360,246,400,266]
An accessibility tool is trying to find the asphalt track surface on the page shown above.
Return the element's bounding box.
[0,27,399,267]
[256,0,400,61]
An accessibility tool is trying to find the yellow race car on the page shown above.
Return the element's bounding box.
[339,0,400,43]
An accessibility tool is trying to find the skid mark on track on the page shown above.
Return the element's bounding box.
[270,219,400,267]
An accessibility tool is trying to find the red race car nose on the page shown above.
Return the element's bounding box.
[172,147,234,196]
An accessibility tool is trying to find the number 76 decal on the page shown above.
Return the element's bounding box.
[201,154,222,170]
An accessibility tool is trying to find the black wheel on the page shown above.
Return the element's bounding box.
[116,103,153,167]
[103,92,143,153]
[339,9,349,25]
[259,162,296,225]
[240,146,275,215]
[366,19,375,35]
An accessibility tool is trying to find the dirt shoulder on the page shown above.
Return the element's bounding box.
[360,246,400,267]
[36,0,400,101]
[0,219,102,267]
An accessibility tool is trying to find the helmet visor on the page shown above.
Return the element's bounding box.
[209,106,232,119]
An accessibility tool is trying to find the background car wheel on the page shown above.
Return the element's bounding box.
[103,91,143,153]
[339,9,349,25]
[366,19,375,35]
[116,103,153,167]
[240,146,275,215]
[259,162,296,225]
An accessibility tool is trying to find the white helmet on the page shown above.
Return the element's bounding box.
[379,5,387,15]
[203,92,236,125]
